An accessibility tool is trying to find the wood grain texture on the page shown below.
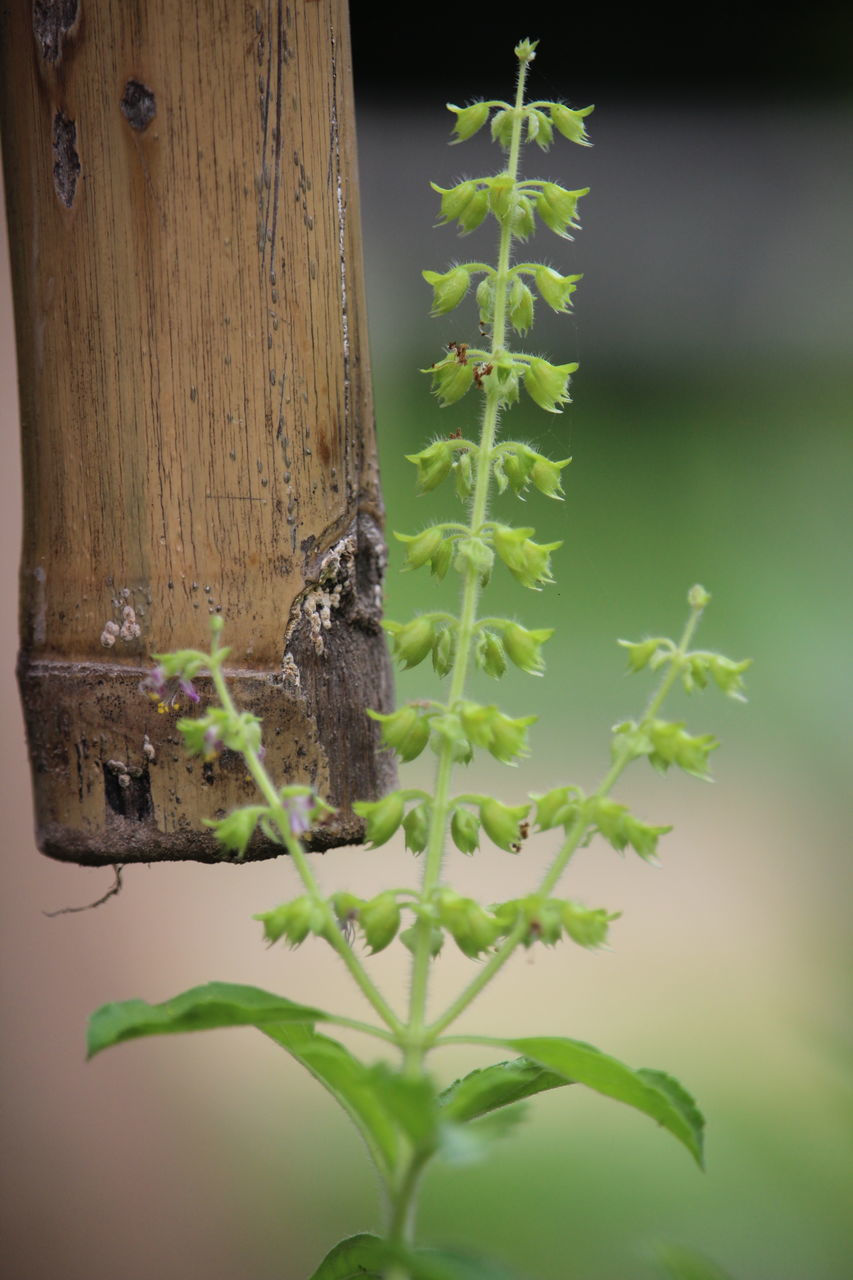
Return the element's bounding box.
[0,0,395,863]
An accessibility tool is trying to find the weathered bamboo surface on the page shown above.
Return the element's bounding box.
[0,0,395,863]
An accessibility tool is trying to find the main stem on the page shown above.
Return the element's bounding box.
[402,49,533,1072]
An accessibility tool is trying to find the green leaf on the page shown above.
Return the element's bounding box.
[499,1036,704,1166]
[439,1057,573,1124]
[307,1232,387,1280]
[407,1249,532,1280]
[263,1024,399,1179]
[308,1237,530,1280]
[87,982,329,1059]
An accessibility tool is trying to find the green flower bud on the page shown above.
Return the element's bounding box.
[429,712,473,764]
[367,707,430,763]
[534,266,582,313]
[385,615,436,670]
[431,180,490,233]
[622,813,671,861]
[432,624,456,677]
[561,902,618,949]
[491,455,508,494]
[395,525,446,570]
[530,455,571,499]
[405,440,454,493]
[531,899,564,946]
[532,785,583,831]
[549,102,594,146]
[491,897,523,935]
[618,637,669,672]
[527,108,554,150]
[204,804,269,858]
[610,718,654,764]
[708,654,751,700]
[647,719,718,779]
[422,266,471,316]
[399,923,444,957]
[431,179,476,223]
[458,703,536,763]
[493,524,561,589]
[450,805,480,855]
[429,357,475,406]
[683,652,712,693]
[479,797,531,852]
[437,890,501,959]
[511,195,535,240]
[688,583,711,609]
[502,622,554,675]
[587,795,672,861]
[359,891,401,954]
[457,187,490,234]
[536,183,588,238]
[402,800,432,854]
[493,356,521,407]
[447,100,490,143]
[523,357,577,413]
[454,535,494,586]
[486,711,537,764]
[430,536,454,581]
[476,629,507,679]
[500,447,536,495]
[352,790,406,847]
[514,38,539,62]
[476,275,495,325]
[494,895,562,947]
[487,174,515,219]
[458,701,498,750]
[254,896,325,947]
[509,278,535,334]
[330,892,365,926]
[454,449,475,501]
[490,110,515,149]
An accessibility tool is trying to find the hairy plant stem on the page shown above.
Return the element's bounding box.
[402,50,535,1086]
[427,594,708,1040]
[209,663,404,1038]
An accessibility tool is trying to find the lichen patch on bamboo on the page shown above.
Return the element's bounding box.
[52,111,80,208]
[120,81,157,132]
[33,0,79,65]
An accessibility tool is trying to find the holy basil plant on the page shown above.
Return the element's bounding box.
[88,40,747,1280]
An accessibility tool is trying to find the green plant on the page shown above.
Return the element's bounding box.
[88,41,748,1280]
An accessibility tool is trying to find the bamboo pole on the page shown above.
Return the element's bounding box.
[0,0,394,864]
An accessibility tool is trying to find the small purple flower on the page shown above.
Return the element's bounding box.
[203,723,224,759]
[139,665,168,703]
[179,677,201,704]
[140,666,201,713]
[286,793,313,838]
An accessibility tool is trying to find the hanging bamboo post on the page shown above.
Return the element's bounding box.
[0,0,394,864]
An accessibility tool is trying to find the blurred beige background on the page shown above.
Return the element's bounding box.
[2,58,852,1280]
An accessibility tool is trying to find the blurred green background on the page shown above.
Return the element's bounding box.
[1,11,850,1280]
